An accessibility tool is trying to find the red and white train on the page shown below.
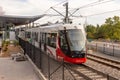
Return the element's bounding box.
[23,23,87,64]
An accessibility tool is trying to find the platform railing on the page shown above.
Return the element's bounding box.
[18,38,77,80]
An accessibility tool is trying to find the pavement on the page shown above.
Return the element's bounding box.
[0,57,40,80]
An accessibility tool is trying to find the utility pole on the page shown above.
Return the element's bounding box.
[64,2,69,23]
[49,2,71,24]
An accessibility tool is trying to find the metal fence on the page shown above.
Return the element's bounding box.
[87,42,120,58]
[19,38,76,80]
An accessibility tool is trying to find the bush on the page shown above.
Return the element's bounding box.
[2,44,8,51]
[2,40,10,47]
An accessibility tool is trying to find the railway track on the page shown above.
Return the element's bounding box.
[65,64,107,80]
[87,53,120,70]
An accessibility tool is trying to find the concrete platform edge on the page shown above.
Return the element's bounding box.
[26,54,47,80]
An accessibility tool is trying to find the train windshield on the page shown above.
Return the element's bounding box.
[66,29,85,51]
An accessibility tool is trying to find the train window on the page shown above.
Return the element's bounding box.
[39,32,42,42]
[26,32,31,38]
[35,32,38,42]
[41,33,45,43]
[59,31,68,50]
[46,33,51,45]
[32,32,35,40]
[39,32,42,48]
[47,33,57,48]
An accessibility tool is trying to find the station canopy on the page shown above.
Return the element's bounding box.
[0,14,45,26]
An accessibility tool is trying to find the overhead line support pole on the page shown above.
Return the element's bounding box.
[50,7,65,17]
[65,2,69,23]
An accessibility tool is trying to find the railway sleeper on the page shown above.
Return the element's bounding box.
[85,73,98,76]
[76,68,88,71]
[70,70,85,80]
[80,71,106,80]
[80,70,92,73]
[95,78,107,80]
[89,75,105,79]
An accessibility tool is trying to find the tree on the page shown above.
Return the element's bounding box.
[86,25,96,39]
[86,16,120,40]
[105,16,120,40]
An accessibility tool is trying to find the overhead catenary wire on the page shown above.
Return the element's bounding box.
[71,8,120,19]
[38,15,63,24]
[51,0,68,8]
[90,0,114,7]
[77,0,114,9]
[69,0,114,17]
[85,9,120,17]
[43,0,68,14]
[41,0,118,24]
[43,0,115,19]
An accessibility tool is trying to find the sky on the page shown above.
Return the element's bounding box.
[0,0,120,25]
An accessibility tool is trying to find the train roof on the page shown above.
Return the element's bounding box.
[26,23,85,32]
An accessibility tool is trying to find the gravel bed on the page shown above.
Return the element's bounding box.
[85,59,120,79]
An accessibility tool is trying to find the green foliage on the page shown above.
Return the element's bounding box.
[2,44,8,51]
[1,40,19,51]
[2,40,19,47]
[2,40,10,47]
[86,16,120,40]
[2,40,10,51]
[86,24,97,39]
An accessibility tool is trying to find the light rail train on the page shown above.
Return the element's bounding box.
[20,23,87,64]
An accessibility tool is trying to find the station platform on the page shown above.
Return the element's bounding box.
[0,57,40,80]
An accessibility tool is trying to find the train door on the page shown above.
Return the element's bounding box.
[39,32,42,49]
[46,32,57,58]
[41,32,47,51]
[34,32,39,47]
[44,33,47,51]
[59,30,70,56]
[32,32,35,45]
